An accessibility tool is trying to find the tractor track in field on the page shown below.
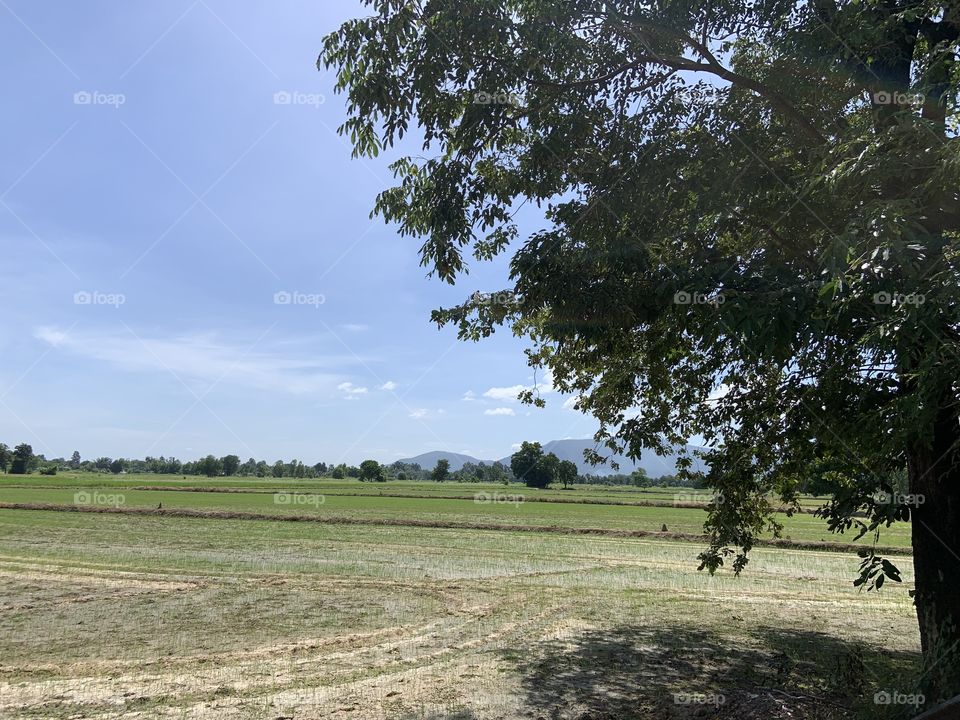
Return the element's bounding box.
[0,502,912,556]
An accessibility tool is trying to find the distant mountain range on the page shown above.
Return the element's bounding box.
[398,438,708,477]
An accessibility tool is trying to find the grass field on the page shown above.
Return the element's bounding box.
[0,475,924,719]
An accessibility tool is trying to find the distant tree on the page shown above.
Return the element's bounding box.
[330,463,346,479]
[108,458,125,475]
[556,460,579,489]
[631,468,650,488]
[359,459,385,482]
[194,455,220,477]
[70,450,81,469]
[0,444,9,473]
[10,443,32,475]
[40,465,57,476]
[220,454,240,476]
[510,442,555,488]
[431,458,450,482]
[94,457,111,473]
[313,461,328,475]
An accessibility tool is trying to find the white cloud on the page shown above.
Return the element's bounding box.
[484,407,515,416]
[462,390,476,401]
[482,385,528,402]
[34,326,349,395]
[483,370,555,402]
[380,380,398,391]
[337,381,368,397]
[408,407,446,419]
[340,323,369,332]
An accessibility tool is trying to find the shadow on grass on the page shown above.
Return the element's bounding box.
[499,624,921,720]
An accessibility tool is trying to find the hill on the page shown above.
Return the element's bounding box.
[400,439,708,477]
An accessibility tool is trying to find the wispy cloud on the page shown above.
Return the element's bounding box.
[484,407,515,416]
[337,381,368,398]
[34,326,353,395]
[380,380,398,391]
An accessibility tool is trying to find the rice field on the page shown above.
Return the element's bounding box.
[0,477,924,719]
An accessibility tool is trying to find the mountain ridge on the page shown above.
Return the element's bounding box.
[398,438,708,477]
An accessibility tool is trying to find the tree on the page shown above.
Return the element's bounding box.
[430,458,450,482]
[330,463,346,479]
[359,459,385,482]
[10,443,32,474]
[195,455,219,477]
[70,450,81,469]
[220,454,240,476]
[271,460,285,478]
[556,460,579,489]
[509,442,556,489]
[108,458,125,475]
[0,444,9,473]
[324,2,960,698]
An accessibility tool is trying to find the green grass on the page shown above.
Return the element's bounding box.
[0,476,908,547]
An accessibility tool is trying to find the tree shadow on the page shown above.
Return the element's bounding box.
[500,623,921,719]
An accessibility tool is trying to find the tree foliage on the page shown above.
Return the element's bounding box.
[323,0,960,699]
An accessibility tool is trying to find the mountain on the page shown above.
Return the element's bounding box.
[399,439,708,477]
[395,450,484,472]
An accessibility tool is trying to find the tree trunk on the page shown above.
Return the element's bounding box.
[908,402,960,702]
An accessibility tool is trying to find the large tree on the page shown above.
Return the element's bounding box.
[322,0,960,700]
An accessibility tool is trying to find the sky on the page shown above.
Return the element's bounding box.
[0,0,599,465]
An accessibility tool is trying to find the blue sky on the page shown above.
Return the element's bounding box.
[0,0,598,465]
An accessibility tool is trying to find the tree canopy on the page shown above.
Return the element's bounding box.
[322,0,960,700]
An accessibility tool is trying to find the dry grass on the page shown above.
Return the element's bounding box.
[0,508,922,719]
